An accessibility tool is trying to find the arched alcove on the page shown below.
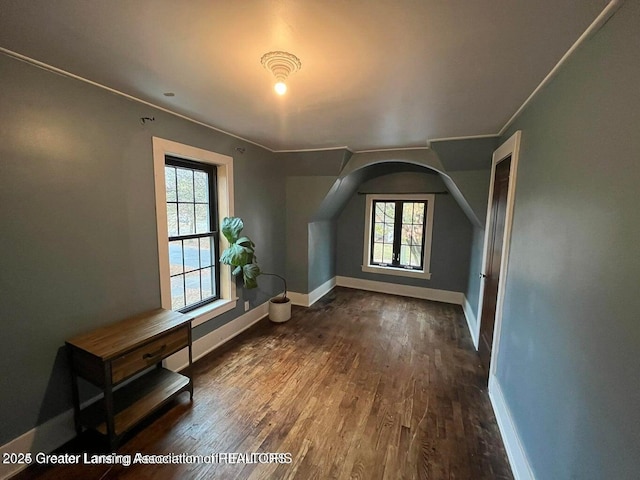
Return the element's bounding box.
[284,147,493,299]
[313,149,482,228]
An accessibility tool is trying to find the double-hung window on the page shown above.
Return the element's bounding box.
[153,137,236,328]
[362,194,435,280]
[165,156,219,312]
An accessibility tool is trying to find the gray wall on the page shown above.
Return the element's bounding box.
[464,227,486,321]
[430,136,497,171]
[285,176,337,293]
[0,54,285,444]
[495,2,640,478]
[447,170,491,225]
[277,150,348,296]
[336,171,472,292]
[431,139,494,322]
[308,221,336,291]
[276,149,348,176]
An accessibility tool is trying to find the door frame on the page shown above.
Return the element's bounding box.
[475,130,522,379]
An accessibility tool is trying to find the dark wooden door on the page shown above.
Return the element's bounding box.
[478,156,511,376]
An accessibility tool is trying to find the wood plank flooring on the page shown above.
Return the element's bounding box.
[16,287,513,480]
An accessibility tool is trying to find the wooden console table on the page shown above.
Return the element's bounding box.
[66,308,193,449]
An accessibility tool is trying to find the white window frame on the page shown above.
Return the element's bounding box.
[153,137,236,327]
[362,193,435,280]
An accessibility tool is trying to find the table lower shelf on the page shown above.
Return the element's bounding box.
[79,368,191,437]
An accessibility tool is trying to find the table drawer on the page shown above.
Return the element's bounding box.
[111,326,188,384]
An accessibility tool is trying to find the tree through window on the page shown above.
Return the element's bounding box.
[371,200,427,270]
[165,156,220,311]
[363,194,435,279]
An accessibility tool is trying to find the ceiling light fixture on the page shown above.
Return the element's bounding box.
[260,51,301,96]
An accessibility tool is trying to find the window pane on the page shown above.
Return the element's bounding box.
[373,243,383,263]
[402,203,413,223]
[185,270,201,305]
[167,203,178,237]
[183,238,199,272]
[374,223,384,242]
[178,203,195,235]
[400,245,410,265]
[401,224,411,245]
[413,203,425,224]
[169,240,184,275]
[194,171,209,202]
[201,267,213,298]
[171,275,185,310]
[195,204,210,233]
[200,237,212,267]
[165,167,177,202]
[367,197,430,273]
[410,245,422,267]
[384,223,394,242]
[412,225,423,246]
[375,203,385,222]
[384,202,395,221]
[164,160,218,310]
[382,243,394,264]
[176,168,194,202]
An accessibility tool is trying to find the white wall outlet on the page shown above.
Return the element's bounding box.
[244,300,250,311]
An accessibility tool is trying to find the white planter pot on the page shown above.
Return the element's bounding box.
[269,297,291,323]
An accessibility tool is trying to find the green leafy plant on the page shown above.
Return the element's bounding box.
[219,217,261,289]
[218,217,288,301]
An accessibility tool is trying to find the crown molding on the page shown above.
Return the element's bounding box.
[427,134,499,146]
[0,47,276,153]
[2,0,625,155]
[272,146,352,154]
[498,0,624,136]
[353,146,430,154]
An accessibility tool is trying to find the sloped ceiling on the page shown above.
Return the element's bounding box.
[0,0,611,151]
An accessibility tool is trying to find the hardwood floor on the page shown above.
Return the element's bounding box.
[16,287,513,479]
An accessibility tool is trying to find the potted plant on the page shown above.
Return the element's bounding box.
[219,217,291,322]
[262,272,290,323]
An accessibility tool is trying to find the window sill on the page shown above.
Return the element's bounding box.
[187,298,238,328]
[361,264,432,280]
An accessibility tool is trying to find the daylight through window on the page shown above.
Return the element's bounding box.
[363,194,434,280]
[371,200,427,269]
[165,156,220,311]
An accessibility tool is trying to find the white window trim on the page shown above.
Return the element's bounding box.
[362,193,435,280]
[152,137,236,327]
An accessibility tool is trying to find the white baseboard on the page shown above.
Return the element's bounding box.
[0,301,271,480]
[0,410,76,480]
[287,291,308,307]
[288,277,337,308]
[309,277,337,305]
[335,276,465,305]
[462,296,479,349]
[164,300,270,371]
[489,375,535,480]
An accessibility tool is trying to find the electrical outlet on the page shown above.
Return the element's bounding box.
[244,300,250,312]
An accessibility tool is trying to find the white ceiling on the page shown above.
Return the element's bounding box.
[0,0,610,152]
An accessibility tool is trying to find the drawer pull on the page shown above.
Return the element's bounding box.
[143,345,167,360]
